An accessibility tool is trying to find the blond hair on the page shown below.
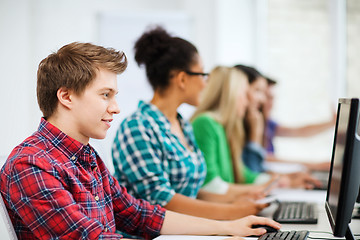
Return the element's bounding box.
[191,66,248,183]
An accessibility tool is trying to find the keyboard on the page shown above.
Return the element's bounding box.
[273,201,318,224]
[258,230,309,240]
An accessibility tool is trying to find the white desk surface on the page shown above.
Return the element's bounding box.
[155,188,360,240]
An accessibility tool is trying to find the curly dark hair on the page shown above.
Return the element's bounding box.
[134,26,198,91]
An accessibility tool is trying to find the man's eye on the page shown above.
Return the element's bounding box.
[103,93,109,97]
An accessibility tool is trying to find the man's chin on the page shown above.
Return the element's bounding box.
[91,133,107,140]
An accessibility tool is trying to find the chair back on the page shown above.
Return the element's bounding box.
[0,192,17,239]
[0,154,17,239]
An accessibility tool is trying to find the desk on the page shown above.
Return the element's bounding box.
[155,189,360,240]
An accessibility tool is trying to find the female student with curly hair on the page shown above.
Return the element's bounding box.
[112,27,268,221]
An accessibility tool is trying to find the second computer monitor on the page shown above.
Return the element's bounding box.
[325,98,360,239]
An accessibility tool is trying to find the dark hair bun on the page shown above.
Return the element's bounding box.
[134,25,198,90]
[134,26,172,66]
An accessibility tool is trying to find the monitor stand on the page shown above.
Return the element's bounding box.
[345,225,355,240]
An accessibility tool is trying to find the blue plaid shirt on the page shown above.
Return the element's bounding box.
[112,101,206,206]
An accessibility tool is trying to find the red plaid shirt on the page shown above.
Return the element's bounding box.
[0,118,165,239]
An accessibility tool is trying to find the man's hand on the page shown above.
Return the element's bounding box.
[221,215,281,237]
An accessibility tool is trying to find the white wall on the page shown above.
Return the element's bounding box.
[347,0,360,97]
[0,0,34,161]
[266,0,335,161]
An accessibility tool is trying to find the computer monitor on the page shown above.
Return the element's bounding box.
[325,98,360,240]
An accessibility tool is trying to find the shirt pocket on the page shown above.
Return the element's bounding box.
[72,191,101,219]
[162,142,190,184]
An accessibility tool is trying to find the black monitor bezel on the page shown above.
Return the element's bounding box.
[325,98,360,238]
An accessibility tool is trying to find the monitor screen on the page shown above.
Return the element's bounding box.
[327,101,350,220]
[325,98,360,239]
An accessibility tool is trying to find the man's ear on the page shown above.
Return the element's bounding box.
[57,87,73,110]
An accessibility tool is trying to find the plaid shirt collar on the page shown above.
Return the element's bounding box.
[38,118,95,165]
[138,100,187,133]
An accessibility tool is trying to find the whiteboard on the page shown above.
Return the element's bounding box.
[91,11,194,173]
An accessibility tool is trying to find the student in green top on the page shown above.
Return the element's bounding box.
[191,66,320,196]
[191,66,268,198]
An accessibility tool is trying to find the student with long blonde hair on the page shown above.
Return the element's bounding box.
[191,67,269,197]
[191,66,321,195]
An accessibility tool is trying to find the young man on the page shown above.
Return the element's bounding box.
[0,42,280,239]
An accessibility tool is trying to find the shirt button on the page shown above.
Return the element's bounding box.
[104,227,108,232]
[93,167,97,172]
[94,195,99,201]
[71,156,76,160]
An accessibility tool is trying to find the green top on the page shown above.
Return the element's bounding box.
[192,114,259,185]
